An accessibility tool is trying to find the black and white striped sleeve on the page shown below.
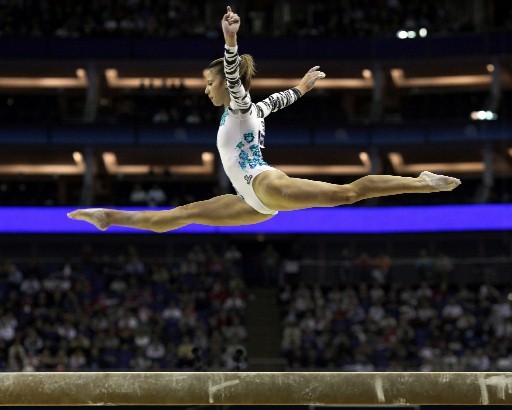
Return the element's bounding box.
[255,88,302,119]
[224,45,252,114]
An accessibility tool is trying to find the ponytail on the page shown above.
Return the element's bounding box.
[207,53,256,90]
[239,54,256,90]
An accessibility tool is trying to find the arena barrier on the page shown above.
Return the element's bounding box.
[1,372,512,406]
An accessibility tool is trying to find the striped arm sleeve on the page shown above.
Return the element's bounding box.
[255,88,302,119]
[224,45,252,114]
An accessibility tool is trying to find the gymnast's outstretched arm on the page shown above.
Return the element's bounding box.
[255,66,326,120]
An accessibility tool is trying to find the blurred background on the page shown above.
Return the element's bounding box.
[0,1,511,405]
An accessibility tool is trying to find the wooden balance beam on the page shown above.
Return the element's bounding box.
[0,372,511,406]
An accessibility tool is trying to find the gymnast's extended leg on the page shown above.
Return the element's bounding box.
[67,194,273,232]
[254,170,461,211]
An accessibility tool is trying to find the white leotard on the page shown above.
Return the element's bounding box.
[217,45,302,215]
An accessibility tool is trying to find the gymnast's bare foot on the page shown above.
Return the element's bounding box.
[67,209,109,231]
[419,171,461,192]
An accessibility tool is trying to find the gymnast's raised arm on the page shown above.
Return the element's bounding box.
[221,6,252,114]
[222,6,238,49]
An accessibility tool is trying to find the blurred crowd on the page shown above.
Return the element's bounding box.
[279,280,512,371]
[0,0,510,39]
[0,234,511,373]
[0,243,249,371]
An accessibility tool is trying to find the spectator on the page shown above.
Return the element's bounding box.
[279,278,512,371]
[23,328,43,354]
[176,335,195,368]
[415,249,433,280]
[20,274,41,296]
[223,290,246,312]
[4,261,23,286]
[281,322,301,353]
[185,110,202,125]
[7,337,26,371]
[223,336,248,371]
[145,337,166,363]
[371,253,392,285]
[260,244,281,285]
[222,315,248,341]
[434,252,455,280]
[131,347,152,371]
[0,240,251,372]
[224,244,243,273]
[147,184,167,207]
[0,310,17,342]
[152,108,170,124]
[442,297,464,321]
[69,348,87,369]
[129,183,148,205]
[0,0,507,39]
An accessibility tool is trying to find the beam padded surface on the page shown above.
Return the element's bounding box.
[0,372,512,406]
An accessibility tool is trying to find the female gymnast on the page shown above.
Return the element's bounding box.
[67,6,461,233]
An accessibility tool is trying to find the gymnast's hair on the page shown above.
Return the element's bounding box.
[208,54,256,90]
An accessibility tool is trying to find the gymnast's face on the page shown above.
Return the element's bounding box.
[205,69,229,107]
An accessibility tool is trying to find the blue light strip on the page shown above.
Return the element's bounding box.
[0,204,511,234]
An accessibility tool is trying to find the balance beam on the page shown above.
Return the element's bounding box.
[1,372,512,406]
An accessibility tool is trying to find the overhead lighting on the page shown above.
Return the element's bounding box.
[470,111,498,121]
[0,152,86,175]
[275,152,371,176]
[396,30,408,39]
[72,151,84,166]
[486,64,495,73]
[362,69,372,79]
[388,152,483,174]
[390,68,491,87]
[396,29,426,39]
[105,69,374,90]
[0,69,87,89]
[102,151,215,176]
[251,78,373,89]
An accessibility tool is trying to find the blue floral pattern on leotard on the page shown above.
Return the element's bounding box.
[235,131,267,171]
[219,108,229,126]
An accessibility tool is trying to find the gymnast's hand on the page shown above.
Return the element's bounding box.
[222,6,240,39]
[296,66,326,95]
